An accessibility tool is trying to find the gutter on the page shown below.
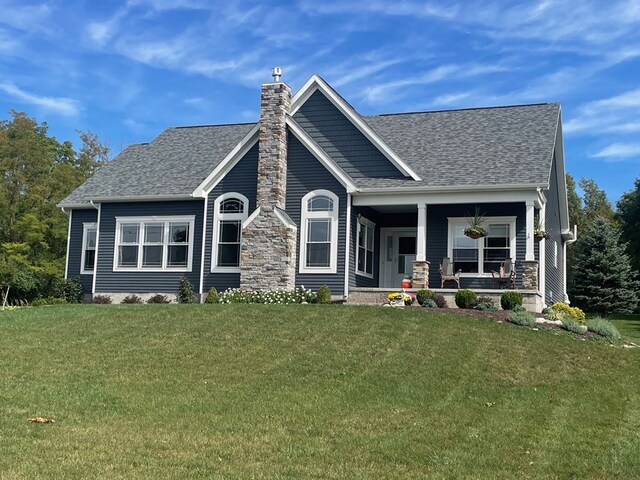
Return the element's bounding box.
[354,183,548,195]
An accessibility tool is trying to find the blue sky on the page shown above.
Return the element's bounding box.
[1,0,638,202]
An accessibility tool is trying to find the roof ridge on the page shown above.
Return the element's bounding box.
[368,102,558,117]
[172,121,256,129]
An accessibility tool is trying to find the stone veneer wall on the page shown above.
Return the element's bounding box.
[411,261,430,289]
[521,260,539,290]
[240,81,297,290]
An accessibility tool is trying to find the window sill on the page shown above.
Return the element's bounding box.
[299,267,337,274]
[211,267,241,274]
[80,271,94,275]
[355,270,374,279]
[113,267,191,273]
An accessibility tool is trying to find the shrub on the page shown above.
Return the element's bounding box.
[317,285,331,304]
[586,317,621,340]
[31,296,67,307]
[422,299,437,308]
[433,294,448,308]
[562,318,587,335]
[455,289,477,309]
[92,295,112,304]
[55,277,84,304]
[416,289,435,306]
[121,295,143,304]
[507,306,536,327]
[176,277,196,304]
[218,287,317,305]
[147,294,170,304]
[549,302,586,324]
[476,302,498,311]
[205,288,218,304]
[500,291,523,310]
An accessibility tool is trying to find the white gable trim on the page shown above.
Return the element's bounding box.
[286,117,356,193]
[552,111,573,238]
[290,75,422,182]
[192,124,260,197]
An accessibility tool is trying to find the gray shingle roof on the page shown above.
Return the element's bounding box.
[59,123,255,207]
[60,102,559,207]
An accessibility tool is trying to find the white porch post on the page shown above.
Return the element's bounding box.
[416,203,427,261]
[539,203,546,305]
[525,200,535,261]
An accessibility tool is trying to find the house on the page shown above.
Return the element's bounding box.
[59,68,575,311]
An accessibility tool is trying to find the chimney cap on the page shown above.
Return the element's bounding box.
[272,66,282,82]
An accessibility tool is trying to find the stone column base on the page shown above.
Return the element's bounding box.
[411,260,430,289]
[521,260,539,291]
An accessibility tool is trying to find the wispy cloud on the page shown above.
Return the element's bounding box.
[0,82,79,116]
[565,88,640,135]
[592,143,640,161]
[431,92,472,106]
[0,1,52,32]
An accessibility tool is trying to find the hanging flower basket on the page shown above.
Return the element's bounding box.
[464,226,488,239]
[534,230,550,242]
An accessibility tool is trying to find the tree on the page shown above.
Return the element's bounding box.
[617,177,640,272]
[570,216,639,315]
[579,178,616,227]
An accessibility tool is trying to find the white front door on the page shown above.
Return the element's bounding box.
[380,229,417,288]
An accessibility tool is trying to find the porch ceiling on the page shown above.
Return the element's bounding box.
[372,204,418,214]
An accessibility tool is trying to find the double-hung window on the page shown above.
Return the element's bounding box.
[448,216,516,275]
[114,216,195,271]
[81,223,97,273]
[356,217,375,277]
[300,190,339,274]
[212,193,248,272]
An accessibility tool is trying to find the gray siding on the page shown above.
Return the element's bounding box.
[293,90,405,179]
[94,200,204,293]
[544,151,565,303]
[67,208,98,293]
[287,133,347,293]
[350,206,381,288]
[203,143,259,292]
[425,203,527,289]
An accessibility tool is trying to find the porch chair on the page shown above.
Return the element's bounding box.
[491,259,516,289]
[439,257,461,289]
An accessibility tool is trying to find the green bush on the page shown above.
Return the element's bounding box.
[92,295,112,304]
[433,294,448,308]
[500,291,523,310]
[507,307,536,327]
[55,277,84,304]
[586,317,621,340]
[562,318,587,334]
[218,287,317,305]
[416,289,434,306]
[549,302,586,324]
[31,296,67,307]
[455,289,477,309]
[147,294,170,304]
[422,299,437,308]
[205,288,218,304]
[317,285,331,304]
[176,277,196,304]
[476,302,498,311]
[121,295,143,304]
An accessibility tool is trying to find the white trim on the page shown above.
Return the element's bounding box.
[539,204,546,306]
[80,222,98,275]
[525,201,535,261]
[286,117,357,193]
[290,75,421,181]
[91,203,101,294]
[344,194,352,297]
[113,215,196,272]
[192,125,260,196]
[64,209,72,279]
[353,189,542,207]
[199,195,209,295]
[242,206,261,229]
[299,190,339,274]
[355,216,375,279]
[447,216,517,277]
[273,207,297,230]
[416,204,427,262]
[211,193,249,273]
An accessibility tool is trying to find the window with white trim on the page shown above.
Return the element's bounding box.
[356,216,375,277]
[81,223,97,273]
[448,217,516,275]
[300,190,339,274]
[113,216,195,271]
[212,193,248,272]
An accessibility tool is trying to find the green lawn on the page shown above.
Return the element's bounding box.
[611,314,640,343]
[1,305,639,479]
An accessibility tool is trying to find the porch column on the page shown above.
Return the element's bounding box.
[525,200,535,261]
[412,203,429,288]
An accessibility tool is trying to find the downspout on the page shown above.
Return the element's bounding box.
[563,225,577,303]
[90,201,101,295]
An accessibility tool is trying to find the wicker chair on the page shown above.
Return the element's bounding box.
[491,259,516,289]
[439,257,461,288]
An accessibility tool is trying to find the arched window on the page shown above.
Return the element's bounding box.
[212,193,249,272]
[299,190,339,274]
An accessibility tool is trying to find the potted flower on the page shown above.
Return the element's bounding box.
[534,219,550,242]
[464,208,488,239]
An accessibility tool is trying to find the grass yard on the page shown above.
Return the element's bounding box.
[611,314,640,344]
[1,305,639,479]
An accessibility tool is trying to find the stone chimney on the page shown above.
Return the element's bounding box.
[240,68,297,291]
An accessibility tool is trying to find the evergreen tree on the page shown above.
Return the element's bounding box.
[617,177,640,272]
[570,216,639,315]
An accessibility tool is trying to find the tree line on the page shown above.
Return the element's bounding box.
[0,111,108,303]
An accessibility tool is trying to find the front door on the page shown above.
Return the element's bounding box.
[380,229,417,288]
